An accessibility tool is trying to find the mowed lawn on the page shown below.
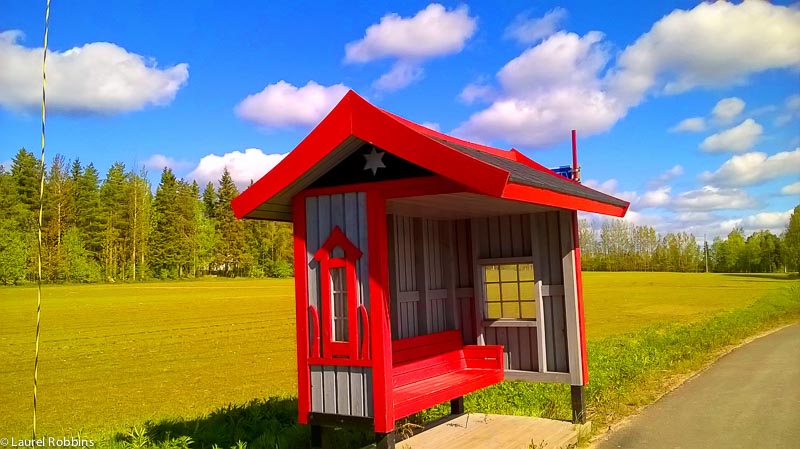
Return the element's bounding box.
[0,273,795,435]
[581,272,794,339]
[0,279,297,435]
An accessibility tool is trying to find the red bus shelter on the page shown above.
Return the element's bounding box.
[232,91,628,448]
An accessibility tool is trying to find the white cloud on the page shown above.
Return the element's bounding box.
[675,211,717,224]
[650,165,684,187]
[711,97,745,122]
[455,2,800,148]
[608,2,800,106]
[719,209,793,235]
[420,122,440,131]
[345,4,476,62]
[345,4,476,91]
[454,2,800,148]
[669,117,706,132]
[455,31,624,147]
[700,147,800,187]
[459,82,496,104]
[700,119,762,152]
[0,30,188,114]
[776,94,800,126]
[504,8,568,45]
[583,178,638,203]
[781,182,800,196]
[639,186,671,208]
[373,61,424,92]
[672,186,757,211]
[143,154,192,172]
[235,81,349,128]
[188,149,287,190]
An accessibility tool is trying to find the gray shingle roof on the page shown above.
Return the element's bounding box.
[432,137,629,208]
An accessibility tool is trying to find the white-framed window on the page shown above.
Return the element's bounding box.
[480,260,536,320]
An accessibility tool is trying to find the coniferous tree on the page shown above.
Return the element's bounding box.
[214,168,247,276]
[150,168,182,278]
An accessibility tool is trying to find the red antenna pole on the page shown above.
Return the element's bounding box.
[571,129,580,182]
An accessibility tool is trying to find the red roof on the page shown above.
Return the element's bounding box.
[232,91,629,221]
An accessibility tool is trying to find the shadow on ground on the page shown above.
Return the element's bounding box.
[112,397,370,449]
[722,273,799,281]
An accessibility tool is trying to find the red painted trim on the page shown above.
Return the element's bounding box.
[502,182,629,217]
[298,176,468,200]
[314,226,363,260]
[309,305,320,358]
[291,196,311,424]
[367,190,394,433]
[358,304,370,360]
[347,259,360,359]
[572,210,589,385]
[233,90,628,220]
[308,358,373,368]
[231,93,354,219]
[318,256,334,356]
[314,226,365,361]
[350,95,510,198]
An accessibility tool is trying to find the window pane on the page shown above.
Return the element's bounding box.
[486,302,502,319]
[520,301,536,319]
[501,283,519,301]
[331,267,348,342]
[502,302,519,319]
[519,282,535,300]
[484,265,500,282]
[499,264,518,282]
[485,283,501,301]
[519,263,535,281]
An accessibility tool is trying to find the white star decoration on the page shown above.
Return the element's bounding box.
[363,148,386,176]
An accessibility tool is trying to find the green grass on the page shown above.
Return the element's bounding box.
[0,273,797,447]
[582,272,794,339]
[0,279,298,435]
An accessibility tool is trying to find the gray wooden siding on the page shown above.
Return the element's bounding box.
[310,366,373,417]
[305,193,372,417]
[388,216,470,341]
[472,212,570,374]
[484,326,539,371]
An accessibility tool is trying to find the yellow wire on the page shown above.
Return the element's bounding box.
[34,0,50,439]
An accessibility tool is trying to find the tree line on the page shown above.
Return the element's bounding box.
[579,209,800,273]
[0,148,292,285]
[1,147,798,285]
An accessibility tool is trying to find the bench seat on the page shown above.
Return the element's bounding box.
[391,330,504,420]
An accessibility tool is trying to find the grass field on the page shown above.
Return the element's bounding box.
[0,273,796,438]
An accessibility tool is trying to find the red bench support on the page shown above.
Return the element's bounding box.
[391,330,504,420]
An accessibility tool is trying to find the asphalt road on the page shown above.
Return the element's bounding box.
[595,323,800,449]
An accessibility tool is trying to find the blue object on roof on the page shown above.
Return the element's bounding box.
[551,165,573,179]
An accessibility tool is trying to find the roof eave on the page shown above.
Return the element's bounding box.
[502,182,630,217]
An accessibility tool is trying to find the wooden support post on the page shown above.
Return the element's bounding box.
[376,431,396,449]
[571,385,586,424]
[450,396,465,415]
[310,425,323,449]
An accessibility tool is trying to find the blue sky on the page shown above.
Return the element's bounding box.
[1,1,798,238]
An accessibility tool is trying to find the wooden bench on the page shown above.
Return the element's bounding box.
[391,330,504,420]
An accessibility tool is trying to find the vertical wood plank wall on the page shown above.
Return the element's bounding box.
[388,216,473,341]
[306,193,373,417]
[388,211,571,376]
[470,212,570,373]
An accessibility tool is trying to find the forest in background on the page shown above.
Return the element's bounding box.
[1,148,798,285]
[0,148,292,284]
